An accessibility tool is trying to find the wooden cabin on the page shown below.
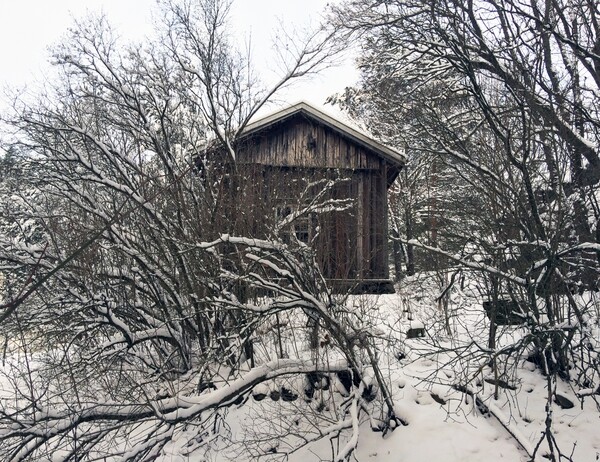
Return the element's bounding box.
[230,102,405,294]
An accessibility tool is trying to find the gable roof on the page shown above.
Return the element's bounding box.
[240,101,406,167]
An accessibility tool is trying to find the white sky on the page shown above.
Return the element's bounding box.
[0,0,358,113]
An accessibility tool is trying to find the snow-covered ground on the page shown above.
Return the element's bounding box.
[187,275,599,461]
[2,273,599,461]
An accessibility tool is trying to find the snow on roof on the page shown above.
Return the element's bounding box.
[241,101,406,166]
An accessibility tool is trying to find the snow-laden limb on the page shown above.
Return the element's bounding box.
[335,387,361,461]
[402,238,527,286]
[272,178,353,236]
[159,358,349,421]
[192,232,401,432]
[196,234,284,252]
[557,242,600,255]
[0,359,349,460]
[454,384,536,460]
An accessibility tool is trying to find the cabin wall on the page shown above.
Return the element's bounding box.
[234,115,392,286]
[237,116,383,170]
[359,166,388,279]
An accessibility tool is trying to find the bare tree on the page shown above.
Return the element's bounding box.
[332,0,600,459]
[0,1,400,460]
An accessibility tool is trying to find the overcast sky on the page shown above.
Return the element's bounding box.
[0,0,358,113]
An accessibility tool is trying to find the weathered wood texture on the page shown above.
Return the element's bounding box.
[230,112,396,288]
[237,116,385,171]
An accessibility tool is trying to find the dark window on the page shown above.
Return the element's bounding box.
[276,205,313,245]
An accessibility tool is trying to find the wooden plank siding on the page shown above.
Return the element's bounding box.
[229,111,397,292]
[237,116,382,170]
